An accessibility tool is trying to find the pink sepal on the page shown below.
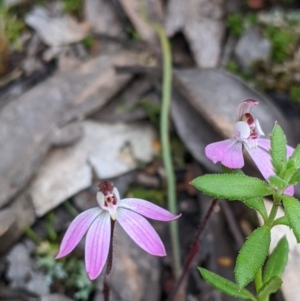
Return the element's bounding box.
[119,198,181,221]
[117,208,166,256]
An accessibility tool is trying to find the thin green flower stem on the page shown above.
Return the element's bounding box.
[266,203,279,227]
[152,23,181,278]
[266,190,282,227]
[256,190,283,301]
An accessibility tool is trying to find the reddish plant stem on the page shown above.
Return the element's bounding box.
[103,219,116,301]
[167,198,218,301]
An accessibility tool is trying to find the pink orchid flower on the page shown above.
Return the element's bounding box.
[56,181,181,280]
[205,99,294,195]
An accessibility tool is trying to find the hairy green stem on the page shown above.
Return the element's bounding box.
[153,23,181,278]
[266,203,278,227]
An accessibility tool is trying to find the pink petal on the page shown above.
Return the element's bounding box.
[236,99,258,120]
[284,186,294,196]
[258,139,294,158]
[221,141,244,168]
[246,145,274,182]
[287,145,295,157]
[119,198,181,221]
[257,139,295,196]
[117,208,166,256]
[205,139,244,168]
[56,208,101,259]
[85,211,111,280]
[257,138,270,151]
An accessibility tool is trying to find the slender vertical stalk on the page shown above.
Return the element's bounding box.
[103,219,116,301]
[167,198,218,301]
[153,23,181,278]
[266,204,278,227]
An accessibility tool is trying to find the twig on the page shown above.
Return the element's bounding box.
[167,198,218,301]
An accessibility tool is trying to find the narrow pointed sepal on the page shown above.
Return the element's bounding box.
[56,208,101,259]
[117,208,166,256]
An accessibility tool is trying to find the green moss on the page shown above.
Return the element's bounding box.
[290,86,300,103]
[225,10,300,103]
[226,13,258,37]
[63,0,83,15]
[264,26,295,63]
[226,60,239,73]
[227,13,244,36]
[0,7,25,47]
[82,35,94,51]
[26,205,94,300]
[137,98,161,124]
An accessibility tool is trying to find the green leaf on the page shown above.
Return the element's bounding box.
[289,144,300,169]
[282,195,300,242]
[283,165,297,183]
[221,165,244,175]
[235,225,271,288]
[286,158,296,170]
[263,236,289,283]
[243,197,268,222]
[270,124,287,176]
[191,174,271,201]
[258,277,282,300]
[289,170,300,185]
[272,216,290,227]
[269,176,287,190]
[199,268,257,301]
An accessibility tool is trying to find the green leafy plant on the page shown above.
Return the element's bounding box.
[0,6,25,47]
[226,13,258,37]
[290,85,300,103]
[193,123,300,301]
[63,0,83,16]
[264,26,295,63]
[26,210,94,301]
[226,10,300,103]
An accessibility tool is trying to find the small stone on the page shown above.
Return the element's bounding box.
[6,244,32,284]
[235,27,271,71]
[6,243,50,296]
